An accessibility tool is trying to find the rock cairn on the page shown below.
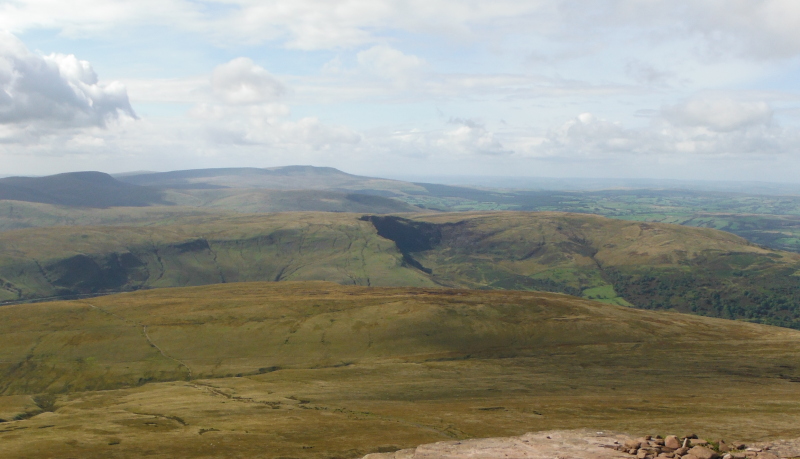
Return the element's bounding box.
[361,430,800,459]
[610,434,780,459]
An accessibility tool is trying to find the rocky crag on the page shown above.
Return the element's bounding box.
[362,430,800,459]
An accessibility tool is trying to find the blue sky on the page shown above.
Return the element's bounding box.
[1,0,800,182]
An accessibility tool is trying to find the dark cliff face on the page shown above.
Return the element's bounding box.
[360,216,442,253]
[360,215,443,273]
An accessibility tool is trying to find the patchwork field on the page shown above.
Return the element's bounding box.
[1,282,800,458]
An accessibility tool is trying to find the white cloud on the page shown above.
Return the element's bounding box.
[662,96,773,132]
[0,31,135,131]
[188,58,360,149]
[377,117,509,158]
[528,107,795,160]
[3,1,800,61]
[211,57,286,105]
[356,45,426,83]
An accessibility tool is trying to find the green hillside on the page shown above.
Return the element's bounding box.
[1,212,799,328]
[0,191,419,232]
[0,172,167,208]
[0,282,799,458]
[117,165,427,194]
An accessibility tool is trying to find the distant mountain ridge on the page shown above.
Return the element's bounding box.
[115,165,423,193]
[0,171,167,208]
[0,168,424,213]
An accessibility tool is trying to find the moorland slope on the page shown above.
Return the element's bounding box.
[1,282,799,458]
[117,165,427,194]
[0,172,166,208]
[0,212,799,327]
[0,189,419,232]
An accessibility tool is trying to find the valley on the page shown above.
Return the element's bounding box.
[2,168,800,458]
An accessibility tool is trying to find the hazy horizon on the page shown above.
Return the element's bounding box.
[1,1,800,182]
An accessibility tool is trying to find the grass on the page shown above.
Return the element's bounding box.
[2,211,800,328]
[1,281,800,458]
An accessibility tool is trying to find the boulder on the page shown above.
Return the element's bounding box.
[689,446,720,459]
[665,436,682,449]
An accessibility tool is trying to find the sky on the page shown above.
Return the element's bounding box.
[1,0,800,182]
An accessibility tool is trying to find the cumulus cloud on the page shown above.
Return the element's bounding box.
[0,31,135,130]
[661,97,773,132]
[211,57,286,105]
[190,57,360,149]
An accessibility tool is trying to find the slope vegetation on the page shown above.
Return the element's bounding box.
[0,172,166,208]
[117,165,427,194]
[0,189,419,232]
[1,212,798,327]
[0,282,799,458]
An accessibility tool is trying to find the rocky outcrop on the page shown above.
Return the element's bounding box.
[361,430,800,459]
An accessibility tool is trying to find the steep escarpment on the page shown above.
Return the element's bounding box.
[372,213,800,328]
[0,213,434,302]
[2,211,800,328]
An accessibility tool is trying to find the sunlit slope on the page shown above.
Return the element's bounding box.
[401,212,800,327]
[2,282,800,458]
[2,281,800,396]
[0,213,434,302]
[0,190,419,232]
[2,211,799,327]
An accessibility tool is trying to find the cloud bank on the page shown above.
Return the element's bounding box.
[0,31,135,136]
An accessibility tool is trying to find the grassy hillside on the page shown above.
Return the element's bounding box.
[118,165,428,195]
[0,212,434,303]
[1,211,799,328]
[162,188,420,213]
[403,212,800,328]
[0,172,167,208]
[7,167,800,255]
[0,282,799,458]
[400,186,800,253]
[0,191,420,232]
